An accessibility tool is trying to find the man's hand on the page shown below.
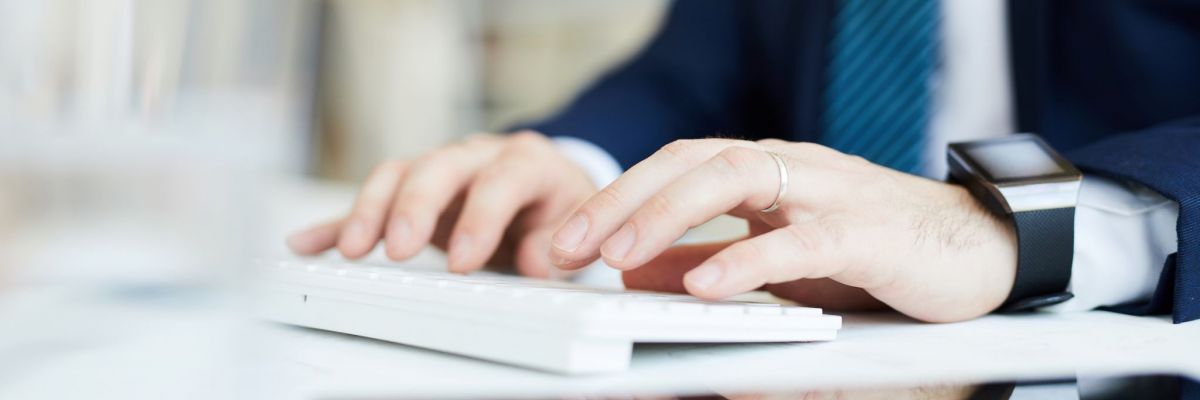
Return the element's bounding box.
[550,138,1017,322]
[287,131,596,277]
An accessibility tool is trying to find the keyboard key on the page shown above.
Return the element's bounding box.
[341,270,373,279]
[620,300,665,313]
[379,275,415,285]
[260,256,841,374]
[743,304,783,316]
[783,307,821,316]
[665,301,705,313]
[704,304,746,315]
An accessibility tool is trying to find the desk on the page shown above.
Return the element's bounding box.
[3,178,1197,399]
[250,311,1199,398]
[3,285,1196,399]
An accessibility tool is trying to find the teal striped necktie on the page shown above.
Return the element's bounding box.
[822,0,940,175]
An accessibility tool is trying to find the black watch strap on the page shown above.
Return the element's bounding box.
[1001,207,1076,311]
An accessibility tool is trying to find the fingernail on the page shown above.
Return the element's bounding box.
[685,262,724,291]
[447,234,471,271]
[601,223,636,264]
[342,220,368,244]
[552,214,588,252]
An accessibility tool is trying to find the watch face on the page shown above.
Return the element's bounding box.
[950,135,1081,184]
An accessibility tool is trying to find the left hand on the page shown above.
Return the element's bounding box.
[549,138,1017,322]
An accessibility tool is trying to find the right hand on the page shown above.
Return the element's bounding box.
[286,131,598,277]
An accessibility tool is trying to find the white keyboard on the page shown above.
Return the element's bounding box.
[255,258,841,374]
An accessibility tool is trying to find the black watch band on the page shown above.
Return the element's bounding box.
[1001,207,1075,311]
[947,134,1082,313]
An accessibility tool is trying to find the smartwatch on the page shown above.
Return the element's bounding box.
[946,134,1082,311]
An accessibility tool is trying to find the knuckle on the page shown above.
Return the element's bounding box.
[508,130,549,149]
[845,154,870,165]
[799,142,848,162]
[713,147,761,174]
[415,151,468,179]
[470,176,521,208]
[790,141,825,152]
[586,185,626,214]
[658,139,702,163]
[642,194,678,220]
[842,155,881,176]
[493,152,549,189]
[756,138,788,148]
[785,141,837,160]
[473,161,510,183]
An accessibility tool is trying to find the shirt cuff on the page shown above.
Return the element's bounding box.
[1042,175,1180,312]
[552,136,625,189]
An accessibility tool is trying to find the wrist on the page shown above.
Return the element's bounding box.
[951,183,1018,314]
[874,179,1017,322]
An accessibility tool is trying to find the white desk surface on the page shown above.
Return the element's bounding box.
[4,284,1197,399]
[254,310,1200,399]
[3,178,1197,399]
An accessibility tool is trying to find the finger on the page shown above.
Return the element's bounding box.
[621,241,734,293]
[683,225,844,299]
[525,185,597,277]
[551,138,760,268]
[427,193,466,250]
[337,160,408,259]
[445,142,547,273]
[513,226,558,278]
[287,218,345,255]
[383,144,500,261]
[600,146,783,269]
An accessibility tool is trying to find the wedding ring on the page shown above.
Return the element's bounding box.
[761,151,788,213]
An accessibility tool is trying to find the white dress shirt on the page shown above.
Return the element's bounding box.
[552,0,1179,311]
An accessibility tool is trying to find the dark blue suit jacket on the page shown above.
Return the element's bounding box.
[527,0,1200,323]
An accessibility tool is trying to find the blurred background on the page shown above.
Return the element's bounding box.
[0,1,666,397]
[0,0,668,177]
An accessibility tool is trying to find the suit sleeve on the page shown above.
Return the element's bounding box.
[519,0,749,168]
[1066,116,1200,324]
